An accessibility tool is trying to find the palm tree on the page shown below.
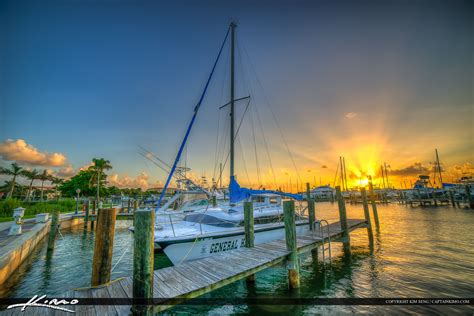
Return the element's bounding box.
[89,158,112,206]
[50,176,64,200]
[38,169,51,201]
[0,163,23,198]
[22,169,40,201]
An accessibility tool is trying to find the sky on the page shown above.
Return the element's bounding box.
[0,0,473,191]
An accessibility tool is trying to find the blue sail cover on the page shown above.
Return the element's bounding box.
[229,176,303,203]
[442,183,455,188]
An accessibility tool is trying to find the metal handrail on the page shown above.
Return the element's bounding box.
[312,219,332,266]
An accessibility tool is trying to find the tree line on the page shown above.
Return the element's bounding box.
[0,158,146,201]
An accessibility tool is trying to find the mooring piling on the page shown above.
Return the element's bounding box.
[335,186,351,256]
[90,200,96,230]
[368,177,380,229]
[47,210,59,251]
[244,201,255,282]
[306,183,316,231]
[465,185,473,208]
[83,201,90,229]
[283,200,300,289]
[449,190,456,208]
[91,207,117,287]
[131,209,154,316]
[361,188,374,249]
[305,183,318,262]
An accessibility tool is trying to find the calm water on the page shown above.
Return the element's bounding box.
[2,203,473,314]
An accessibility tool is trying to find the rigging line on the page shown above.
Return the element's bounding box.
[237,34,260,186]
[237,135,252,185]
[253,98,278,189]
[249,105,261,186]
[240,39,301,183]
[139,146,171,169]
[156,25,231,211]
[213,45,230,179]
[138,152,170,175]
[212,110,221,178]
[214,113,230,180]
[333,160,339,188]
[214,97,252,187]
[238,40,277,189]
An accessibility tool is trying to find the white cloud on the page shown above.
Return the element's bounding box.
[55,165,76,178]
[108,172,151,189]
[0,139,67,167]
[345,112,358,119]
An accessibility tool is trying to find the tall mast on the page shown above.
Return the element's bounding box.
[343,157,348,191]
[380,165,386,188]
[384,162,389,188]
[230,21,236,185]
[339,156,344,191]
[435,148,443,187]
[219,162,223,188]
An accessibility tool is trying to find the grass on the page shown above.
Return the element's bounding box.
[0,214,37,223]
[0,198,76,219]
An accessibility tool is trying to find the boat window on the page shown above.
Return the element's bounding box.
[184,214,238,227]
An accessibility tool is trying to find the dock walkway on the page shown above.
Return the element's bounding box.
[5,218,367,315]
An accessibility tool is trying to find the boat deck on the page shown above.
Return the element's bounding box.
[1,219,367,315]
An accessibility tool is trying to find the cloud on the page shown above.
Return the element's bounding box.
[0,139,67,167]
[108,172,151,189]
[345,112,358,119]
[78,162,94,171]
[55,165,76,178]
[321,165,328,169]
[390,162,429,176]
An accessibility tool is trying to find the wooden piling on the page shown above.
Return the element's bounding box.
[361,188,374,248]
[212,195,217,207]
[91,200,96,230]
[465,185,473,208]
[47,210,59,251]
[134,200,138,212]
[84,202,90,229]
[449,190,456,207]
[305,183,318,262]
[91,208,117,287]
[306,183,316,231]
[244,201,255,282]
[368,177,380,229]
[131,209,154,316]
[283,200,300,289]
[335,186,351,256]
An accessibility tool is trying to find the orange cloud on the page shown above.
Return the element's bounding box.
[55,165,76,178]
[0,139,67,167]
[108,172,151,189]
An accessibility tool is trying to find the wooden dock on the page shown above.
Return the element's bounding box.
[2,219,368,315]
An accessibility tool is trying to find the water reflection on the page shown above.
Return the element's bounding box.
[3,204,474,315]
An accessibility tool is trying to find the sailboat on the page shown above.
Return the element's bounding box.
[146,22,310,265]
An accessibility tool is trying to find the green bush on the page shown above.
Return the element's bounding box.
[0,199,76,218]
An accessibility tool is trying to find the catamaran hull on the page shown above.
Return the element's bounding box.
[156,222,311,265]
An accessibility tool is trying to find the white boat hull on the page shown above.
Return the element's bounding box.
[157,221,311,265]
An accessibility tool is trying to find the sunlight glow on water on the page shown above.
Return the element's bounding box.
[2,203,473,314]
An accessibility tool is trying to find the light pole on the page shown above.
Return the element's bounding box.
[75,188,81,214]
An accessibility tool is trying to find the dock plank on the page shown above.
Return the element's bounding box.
[106,280,131,315]
[26,219,367,314]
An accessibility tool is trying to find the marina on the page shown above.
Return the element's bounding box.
[1,1,473,315]
[0,198,473,314]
